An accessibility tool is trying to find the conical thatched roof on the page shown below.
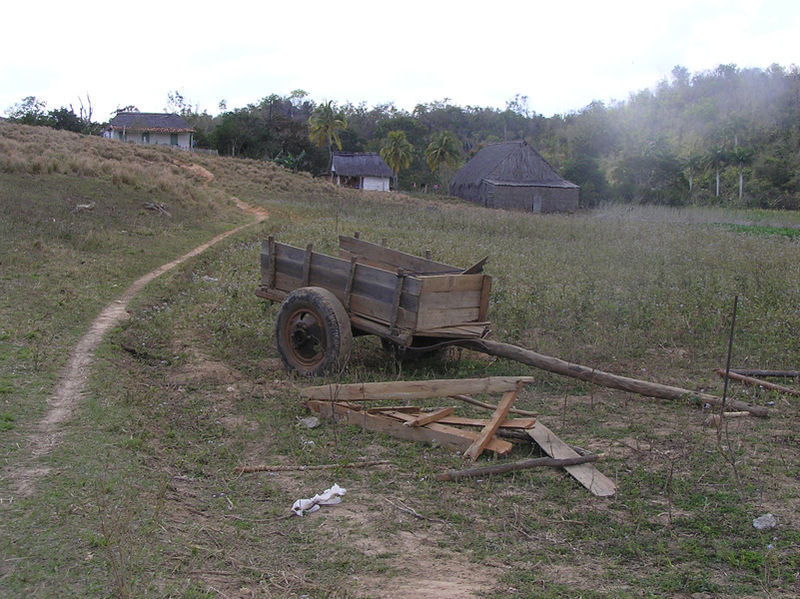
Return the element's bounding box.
[449,141,577,192]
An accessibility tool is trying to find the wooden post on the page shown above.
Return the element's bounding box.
[456,338,768,418]
[390,269,406,334]
[302,243,313,286]
[344,256,358,311]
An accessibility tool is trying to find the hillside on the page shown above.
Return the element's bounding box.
[1,123,799,598]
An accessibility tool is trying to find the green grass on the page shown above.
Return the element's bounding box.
[2,123,799,598]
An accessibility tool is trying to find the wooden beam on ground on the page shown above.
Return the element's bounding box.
[435,415,536,429]
[300,376,535,402]
[731,369,800,379]
[463,382,522,462]
[450,393,537,417]
[438,455,600,482]
[403,407,454,427]
[527,421,617,497]
[456,338,768,418]
[307,401,513,455]
[715,368,800,397]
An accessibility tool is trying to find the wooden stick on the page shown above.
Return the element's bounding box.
[715,369,800,397]
[438,455,599,481]
[456,338,768,418]
[450,393,537,417]
[403,407,454,427]
[463,382,521,461]
[731,369,800,378]
[234,460,390,474]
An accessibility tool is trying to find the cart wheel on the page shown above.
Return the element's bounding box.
[275,287,353,376]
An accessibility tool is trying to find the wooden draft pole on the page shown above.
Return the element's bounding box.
[456,338,768,418]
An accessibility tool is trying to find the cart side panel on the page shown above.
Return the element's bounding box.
[416,274,491,331]
[339,235,459,274]
[264,242,421,331]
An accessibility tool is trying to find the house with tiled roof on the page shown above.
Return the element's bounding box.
[103,112,194,149]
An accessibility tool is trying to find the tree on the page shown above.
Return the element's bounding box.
[705,145,729,197]
[730,146,755,201]
[379,130,413,188]
[424,130,462,187]
[6,96,50,125]
[308,101,347,166]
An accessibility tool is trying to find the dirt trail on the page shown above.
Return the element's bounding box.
[4,201,268,498]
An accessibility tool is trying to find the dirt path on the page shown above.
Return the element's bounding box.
[4,201,268,498]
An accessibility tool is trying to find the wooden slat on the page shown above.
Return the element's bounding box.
[478,275,492,322]
[527,421,616,497]
[414,323,490,338]
[339,235,458,274]
[300,376,535,401]
[416,306,482,330]
[436,416,536,429]
[417,289,483,310]
[419,274,487,293]
[386,411,513,454]
[463,383,521,461]
[402,407,454,427]
[307,401,511,454]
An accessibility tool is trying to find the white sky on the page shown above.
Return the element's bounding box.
[1,0,798,121]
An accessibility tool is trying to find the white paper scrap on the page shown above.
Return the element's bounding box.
[291,483,347,516]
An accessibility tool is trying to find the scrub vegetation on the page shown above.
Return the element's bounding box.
[1,123,799,598]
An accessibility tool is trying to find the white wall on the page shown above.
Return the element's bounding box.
[362,176,390,191]
[104,130,192,149]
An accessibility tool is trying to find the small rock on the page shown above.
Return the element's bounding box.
[753,513,777,530]
[297,416,320,429]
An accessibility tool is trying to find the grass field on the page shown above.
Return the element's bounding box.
[1,123,799,598]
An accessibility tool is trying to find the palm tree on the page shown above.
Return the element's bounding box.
[730,146,754,202]
[424,131,462,186]
[308,101,347,166]
[704,145,729,198]
[379,130,413,189]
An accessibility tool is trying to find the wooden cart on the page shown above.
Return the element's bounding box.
[256,234,491,375]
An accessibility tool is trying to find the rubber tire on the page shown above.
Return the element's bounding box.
[275,287,353,376]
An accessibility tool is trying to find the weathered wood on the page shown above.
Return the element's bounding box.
[450,393,537,417]
[307,401,512,454]
[390,271,406,333]
[715,369,800,397]
[478,275,492,322]
[461,256,488,275]
[339,235,458,274]
[527,421,617,497]
[415,306,482,331]
[386,410,513,454]
[300,376,535,401]
[302,243,313,286]
[731,369,800,378]
[402,407,455,427]
[438,454,600,481]
[457,338,768,418]
[464,382,521,461]
[419,273,487,293]
[436,415,536,429]
[344,256,357,311]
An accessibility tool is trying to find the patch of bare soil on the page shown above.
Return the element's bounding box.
[3,203,268,499]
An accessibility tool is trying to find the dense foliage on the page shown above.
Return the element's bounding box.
[6,63,799,208]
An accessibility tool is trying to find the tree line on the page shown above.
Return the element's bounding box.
[5,63,799,209]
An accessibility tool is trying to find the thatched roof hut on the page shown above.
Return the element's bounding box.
[330,152,393,191]
[449,141,579,213]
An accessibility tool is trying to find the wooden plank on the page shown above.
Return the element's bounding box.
[438,455,600,482]
[302,243,313,285]
[387,411,513,455]
[461,256,488,275]
[436,416,536,429]
[307,401,511,454]
[417,288,483,311]
[463,383,521,461]
[415,323,490,338]
[527,421,617,497]
[344,256,357,311]
[402,407,454,427]
[339,235,459,274]
[478,275,492,322]
[416,306,482,330]
[300,376,535,401]
[419,273,487,293]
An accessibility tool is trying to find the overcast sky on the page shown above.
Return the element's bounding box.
[2,0,798,121]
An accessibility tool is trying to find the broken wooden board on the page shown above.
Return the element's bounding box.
[300,376,535,402]
[527,421,617,497]
[403,407,454,427]
[307,401,513,455]
[463,382,522,462]
[364,406,536,429]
